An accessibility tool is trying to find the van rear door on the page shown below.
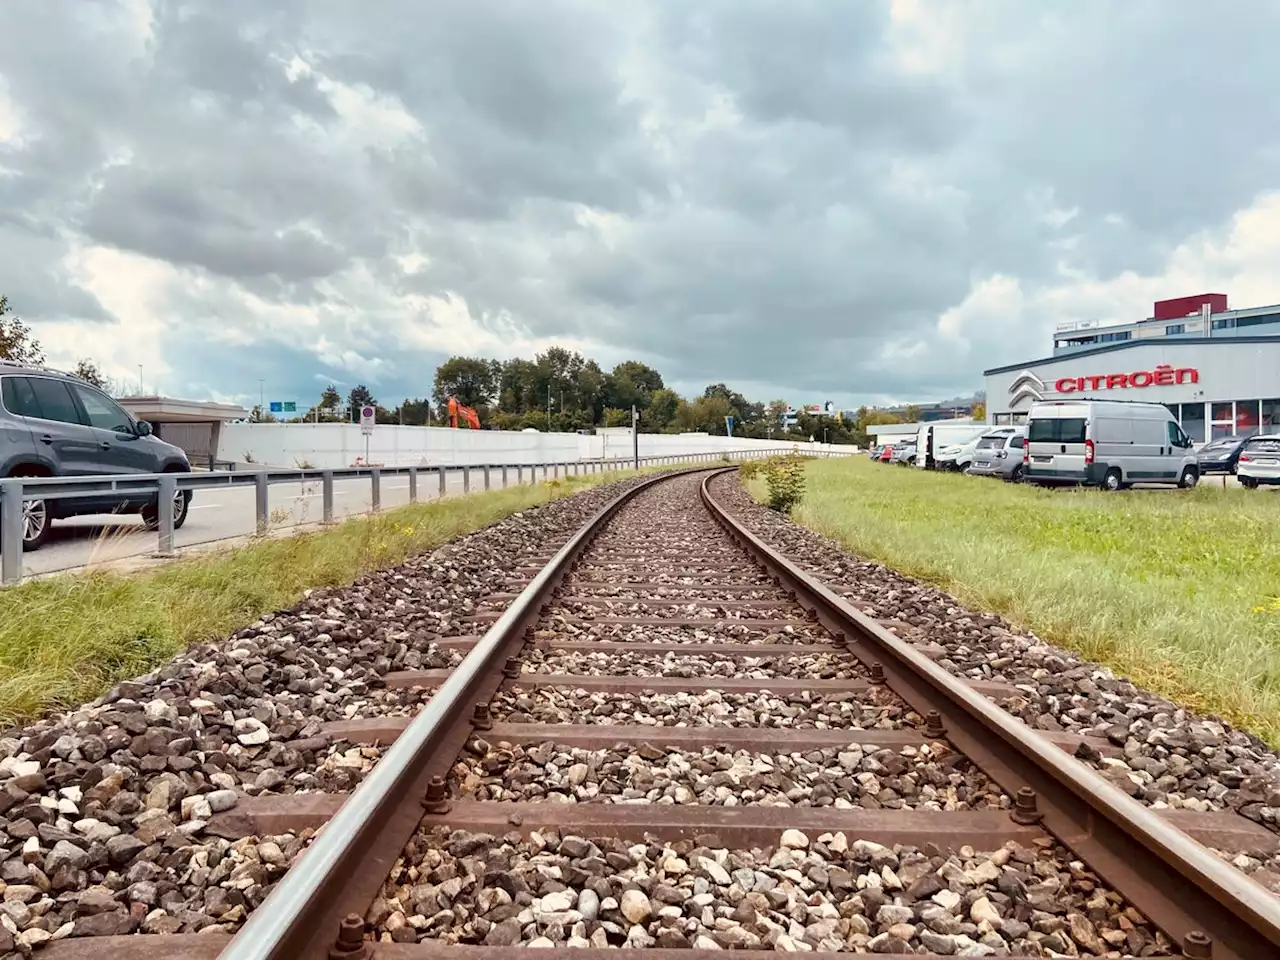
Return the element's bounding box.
[1026,406,1090,482]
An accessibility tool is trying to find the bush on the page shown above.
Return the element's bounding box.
[763,455,806,513]
[739,459,764,480]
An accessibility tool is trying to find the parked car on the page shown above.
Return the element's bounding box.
[1196,434,1256,475]
[1237,435,1280,489]
[966,431,1027,482]
[936,427,1019,472]
[0,362,193,550]
[891,439,918,466]
[868,443,885,460]
[1024,399,1198,490]
[915,423,990,469]
[878,444,895,463]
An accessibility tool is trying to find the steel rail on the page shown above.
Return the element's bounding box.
[217,467,714,960]
[700,467,1280,960]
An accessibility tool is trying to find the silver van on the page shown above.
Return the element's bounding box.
[1024,400,1198,491]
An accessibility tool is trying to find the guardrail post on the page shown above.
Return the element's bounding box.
[483,465,491,491]
[463,466,471,493]
[156,474,177,556]
[370,467,381,513]
[501,464,508,488]
[255,471,269,536]
[0,479,24,586]
[322,471,335,523]
[408,467,418,503]
[438,467,447,497]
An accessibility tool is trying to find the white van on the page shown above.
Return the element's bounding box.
[1024,400,1198,490]
[915,423,991,469]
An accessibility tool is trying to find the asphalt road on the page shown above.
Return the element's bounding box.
[19,467,529,578]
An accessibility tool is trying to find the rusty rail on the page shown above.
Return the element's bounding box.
[217,468,712,960]
[698,467,1280,960]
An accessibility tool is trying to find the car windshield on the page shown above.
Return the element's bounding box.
[1028,417,1086,443]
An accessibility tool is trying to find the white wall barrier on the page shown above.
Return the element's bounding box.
[217,423,847,469]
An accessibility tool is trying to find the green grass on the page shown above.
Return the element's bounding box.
[761,458,1280,745]
[0,467,656,727]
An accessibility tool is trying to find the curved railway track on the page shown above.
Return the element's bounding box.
[53,467,1280,960]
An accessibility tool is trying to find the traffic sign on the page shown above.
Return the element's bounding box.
[360,405,375,436]
[269,401,297,414]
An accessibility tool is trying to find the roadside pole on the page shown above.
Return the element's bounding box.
[632,405,639,471]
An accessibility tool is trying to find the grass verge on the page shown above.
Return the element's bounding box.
[0,467,658,727]
[756,457,1280,746]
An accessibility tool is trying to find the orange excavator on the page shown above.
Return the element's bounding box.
[446,396,481,429]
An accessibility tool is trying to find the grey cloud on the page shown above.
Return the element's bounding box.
[2,0,1279,409]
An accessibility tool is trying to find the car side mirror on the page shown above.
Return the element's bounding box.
[135,420,153,437]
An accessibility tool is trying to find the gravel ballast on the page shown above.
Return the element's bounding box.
[0,475,663,949]
[490,687,912,729]
[522,648,868,680]
[371,826,1173,955]
[452,740,1001,809]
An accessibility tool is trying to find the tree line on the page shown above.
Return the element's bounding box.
[269,347,911,445]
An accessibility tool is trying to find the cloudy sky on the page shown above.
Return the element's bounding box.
[3,1,1280,412]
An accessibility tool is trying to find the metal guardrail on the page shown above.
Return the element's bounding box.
[0,447,846,585]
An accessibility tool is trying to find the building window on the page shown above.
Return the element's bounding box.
[1211,317,1236,330]
[1237,400,1261,433]
[1096,331,1132,343]
[1237,313,1280,329]
[1211,402,1233,421]
[1180,403,1205,443]
[1165,323,1185,335]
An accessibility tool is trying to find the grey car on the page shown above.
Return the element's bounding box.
[966,431,1027,482]
[1,362,192,550]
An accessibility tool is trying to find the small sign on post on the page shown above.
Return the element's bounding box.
[360,405,375,464]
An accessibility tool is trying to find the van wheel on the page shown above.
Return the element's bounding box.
[1178,467,1199,489]
[1010,464,1025,483]
[1241,477,1259,490]
[1101,468,1122,492]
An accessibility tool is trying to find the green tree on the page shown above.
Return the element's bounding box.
[971,401,987,421]
[319,384,343,419]
[643,388,681,432]
[601,407,633,428]
[499,358,541,413]
[396,397,435,426]
[433,356,502,410]
[0,297,43,365]
[72,359,107,390]
[904,404,923,423]
[347,385,375,422]
[604,360,664,411]
[248,405,278,424]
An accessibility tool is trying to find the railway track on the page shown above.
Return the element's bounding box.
[50,467,1280,960]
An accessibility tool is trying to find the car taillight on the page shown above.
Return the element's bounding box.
[1084,439,1095,465]
[1239,454,1253,463]
[1023,444,1029,464]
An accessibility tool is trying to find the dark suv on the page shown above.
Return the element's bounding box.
[0,362,192,550]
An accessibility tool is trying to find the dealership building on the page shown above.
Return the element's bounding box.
[984,293,1280,442]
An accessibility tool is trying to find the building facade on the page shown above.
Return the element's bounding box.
[985,296,1280,442]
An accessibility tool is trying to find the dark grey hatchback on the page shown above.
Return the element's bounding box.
[0,362,192,550]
